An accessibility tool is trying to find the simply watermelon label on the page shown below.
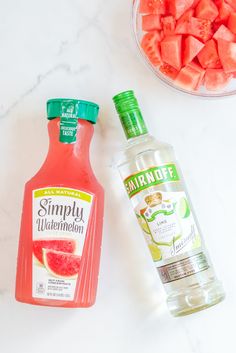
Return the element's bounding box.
[32,187,93,301]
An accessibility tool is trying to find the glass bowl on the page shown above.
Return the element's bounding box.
[132,0,236,98]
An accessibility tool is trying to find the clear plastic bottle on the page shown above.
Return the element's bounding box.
[113,90,225,317]
[15,99,104,307]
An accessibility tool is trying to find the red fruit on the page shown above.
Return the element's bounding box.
[204,68,233,89]
[225,0,236,11]
[228,12,236,34]
[197,39,222,68]
[192,0,201,7]
[196,0,219,21]
[161,35,182,69]
[33,239,76,265]
[188,61,206,88]
[142,14,162,31]
[175,9,194,33]
[162,16,176,35]
[141,32,162,66]
[43,250,81,279]
[169,0,194,19]
[159,63,179,78]
[155,30,165,41]
[183,35,204,65]
[218,38,236,72]
[175,65,202,90]
[215,1,233,24]
[139,0,166,14]
[213,24,236,41]
[184,17,213,42]
[178,8,195,22]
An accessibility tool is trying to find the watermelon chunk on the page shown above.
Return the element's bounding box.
[175,65,202,90]
[225,0,236,11]
[162,16,176,35]
[177,8,194,22]
[192,0,201,7]
[204,68,233,89]
[142,14,162,31]
[175,9,194,33]
[213,24,236,41]
[196,0,219,21]
[183,36,204,65]
[188,61,206,88]
[169,0,195,19]
[228,12,236,34]
[218,38,236,72]
[215,1,233,24]
[198,39,222,68]
[161,35,182,69]
[177,17,213,42]
[188,17,213,42]
[141,32,162,66]
[159,62,179,78]
[139,0,166,14]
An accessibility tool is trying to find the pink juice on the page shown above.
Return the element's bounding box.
[15,99,104,307]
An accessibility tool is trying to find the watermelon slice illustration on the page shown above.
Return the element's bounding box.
[43,249,81,279]
[33,238,77,265]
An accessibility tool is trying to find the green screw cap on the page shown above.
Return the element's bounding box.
[47,98,99,124]
[113,90,148,140]
[47,98,99,144]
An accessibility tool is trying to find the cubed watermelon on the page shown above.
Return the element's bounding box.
[175,9,194,33]
[161,35,182,69]
[175,65,202,89]
[159,63,179,78]
[183,35,204,65]
[218,38,236,72]
[162,16,176,35]
[228,12,236,34]
[204,68,233,89]
[188,61,206,88]
[141,32,162,66]
[187,17,213,42]
[225,0,236,11]
[197,39,222,68]
[139,0,166,14]
[169,0,195,19]
[192,0,201,7]
[213,24,236,41]
[196,0,219,21]
[215,1,233,24]
[142,14,162,31]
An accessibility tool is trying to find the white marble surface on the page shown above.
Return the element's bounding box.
[0,0,236,352]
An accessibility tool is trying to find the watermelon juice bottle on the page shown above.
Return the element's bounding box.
[15,99,104,307]
[113,90,225,317]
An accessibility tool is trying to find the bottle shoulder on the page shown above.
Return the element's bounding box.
[25,166,103,193]
[116,134,174,167]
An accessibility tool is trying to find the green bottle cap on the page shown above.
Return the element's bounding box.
[47,98,99,124]
[47,98,99,144]
[113,90,148,140]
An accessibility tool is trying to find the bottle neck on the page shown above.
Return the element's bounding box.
[44,118,94,171]
[119,109,148,140]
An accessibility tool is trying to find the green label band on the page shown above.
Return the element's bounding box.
[34,187,92,203]
[145,209,174,222]
[124,164,180,198]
